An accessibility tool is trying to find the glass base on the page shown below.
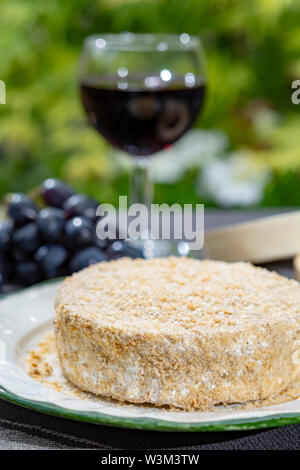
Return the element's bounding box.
[126,239,191,259]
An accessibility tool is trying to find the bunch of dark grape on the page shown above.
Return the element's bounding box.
[0,179,142,294]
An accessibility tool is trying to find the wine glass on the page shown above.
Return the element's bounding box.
[78,33,206,258]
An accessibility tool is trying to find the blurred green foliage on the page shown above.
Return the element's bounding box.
[1,0,300,206]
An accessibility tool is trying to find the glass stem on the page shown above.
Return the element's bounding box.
[130,158,153,208]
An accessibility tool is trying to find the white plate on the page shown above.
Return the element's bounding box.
[1,280,300,432]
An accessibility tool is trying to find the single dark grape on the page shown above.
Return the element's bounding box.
[65,216,94,250]
[41,178,75,208]
[106,241,143,260]
[37,207,64,242]
[0,221,12,251]
[12,222,40,254]
[63,194,99,221]
[69,246,107,273]
[7,193,38,225]
[35,244,68,278]
[15,260,42,286]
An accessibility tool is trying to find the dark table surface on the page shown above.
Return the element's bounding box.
[1,209,300,450]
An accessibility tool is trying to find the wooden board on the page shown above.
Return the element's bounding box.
[204,211,300,263]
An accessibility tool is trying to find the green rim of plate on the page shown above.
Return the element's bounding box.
[1,280,300,432]
[2,385,300,432]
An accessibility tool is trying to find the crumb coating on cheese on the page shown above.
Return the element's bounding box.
[55,257,300,409]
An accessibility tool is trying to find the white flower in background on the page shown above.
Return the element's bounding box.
[198,151,270,207]
[113,129,229,183]
[150,129,228,183]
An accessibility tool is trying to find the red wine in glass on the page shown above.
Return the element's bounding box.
[81,75,205,156]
